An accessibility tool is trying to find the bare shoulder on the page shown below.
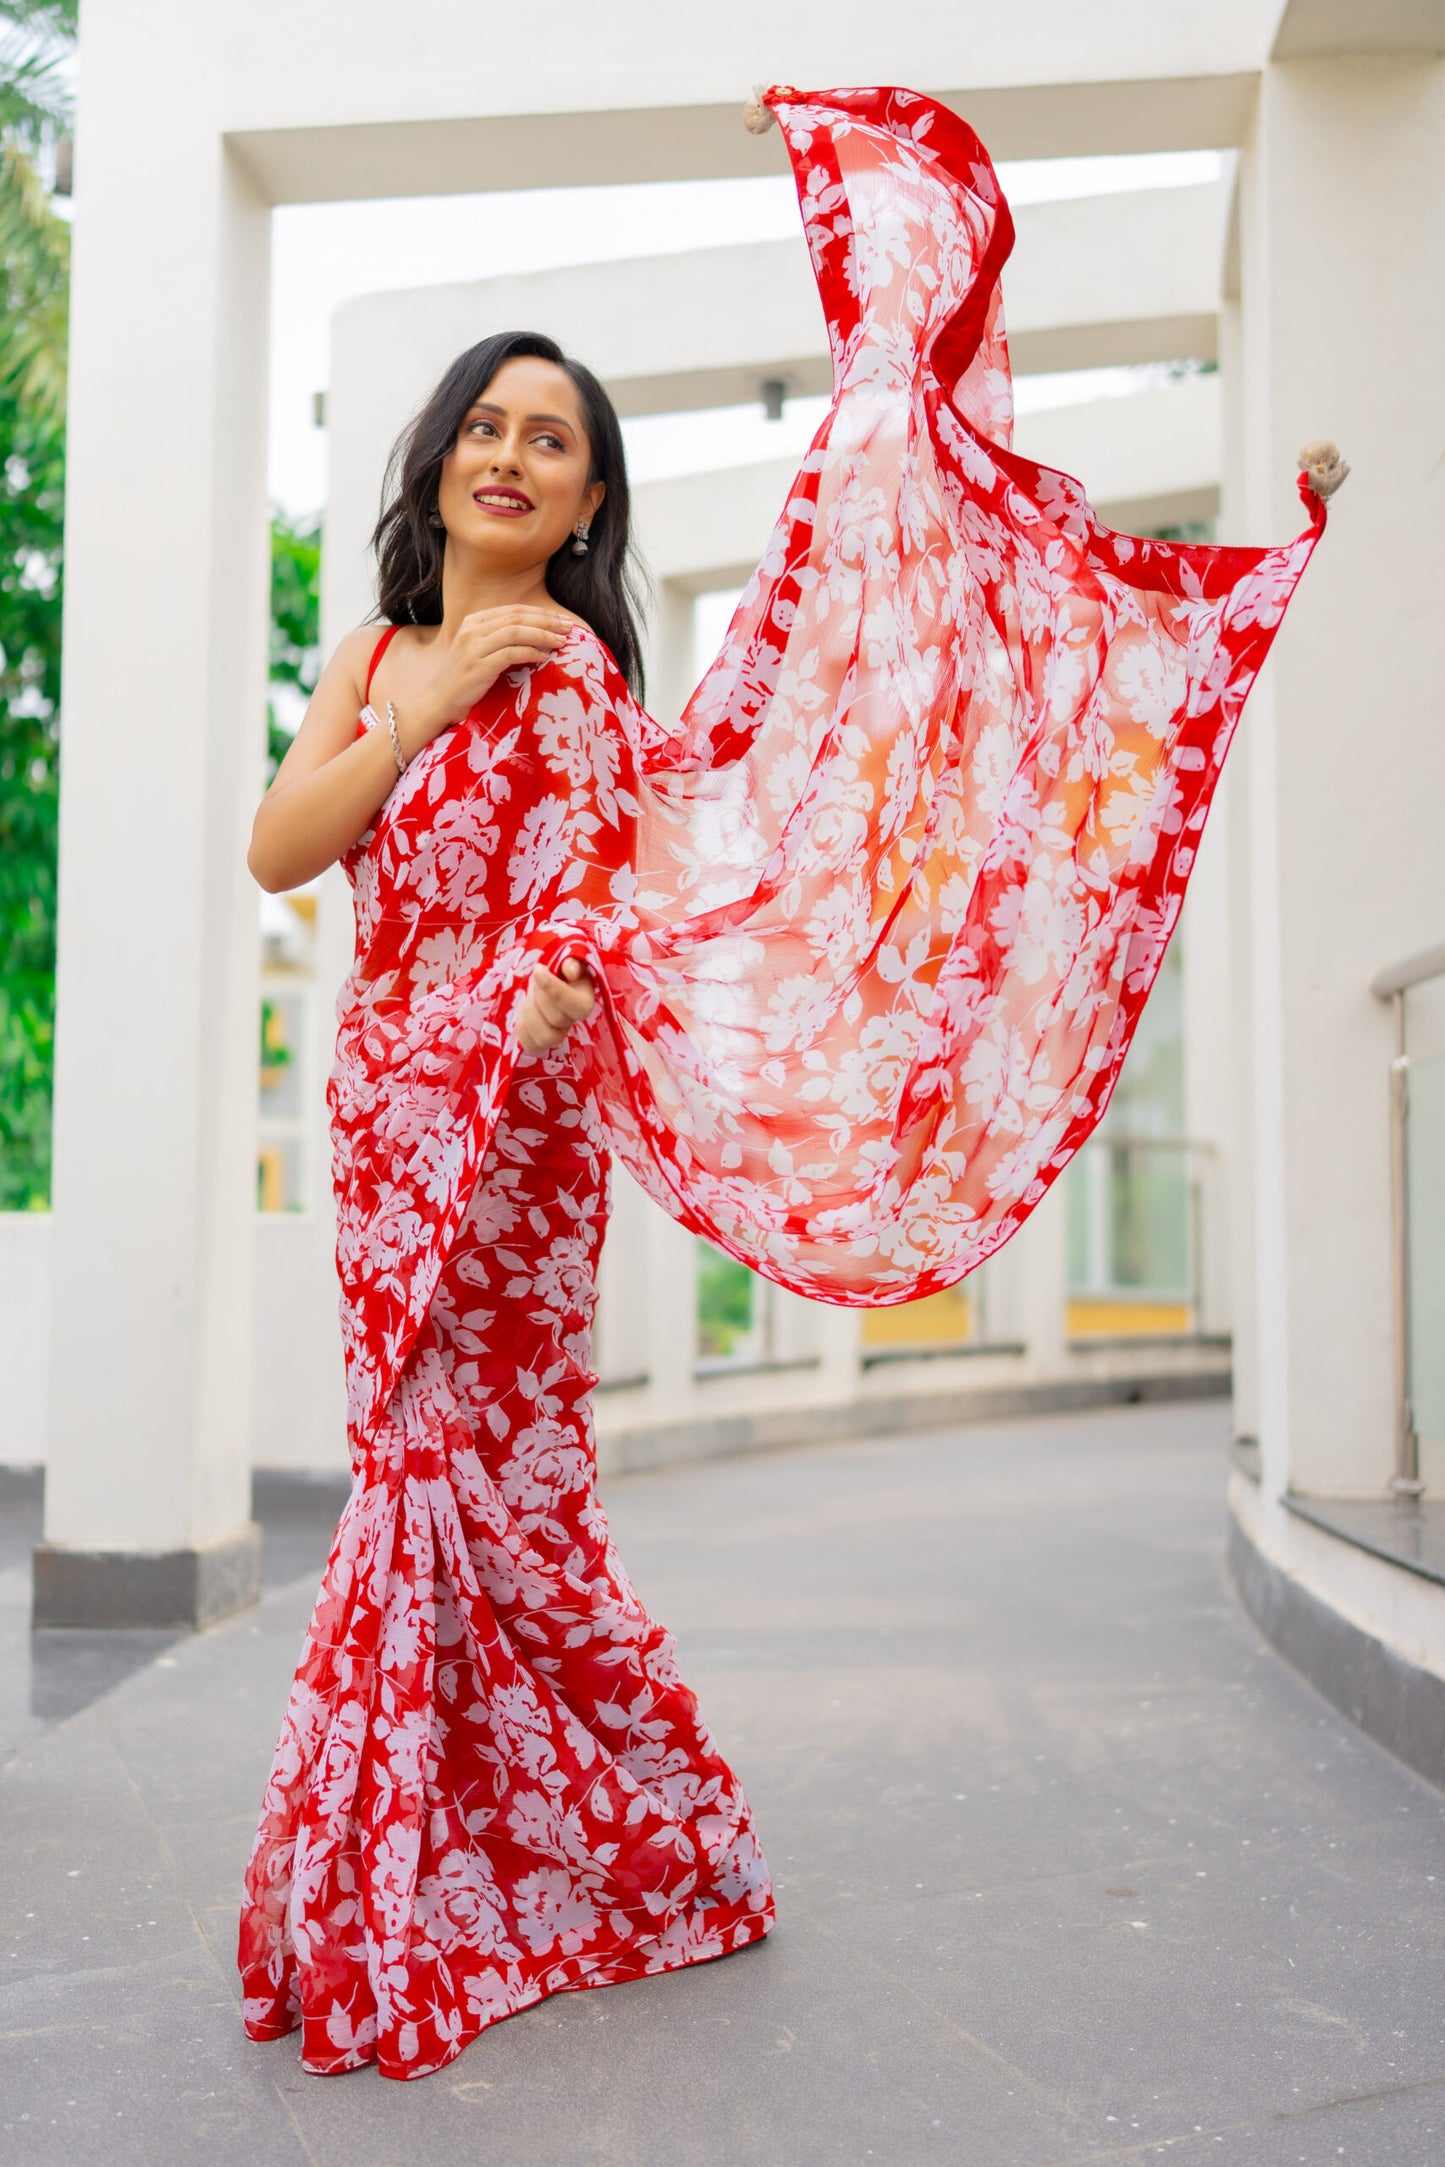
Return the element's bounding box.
[327,622,395,703]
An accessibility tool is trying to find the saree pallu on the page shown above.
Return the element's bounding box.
[239,82,1327,2077]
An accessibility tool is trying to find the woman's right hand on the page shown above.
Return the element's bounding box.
[399,606,575,758]
[248,611,576,894]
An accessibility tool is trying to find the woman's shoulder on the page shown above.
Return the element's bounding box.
[330,620,413,708]
[335,622,395,662]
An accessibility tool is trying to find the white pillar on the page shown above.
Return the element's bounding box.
[645,578,699,728]
[1237,52,1445,1500]
[37,86,272,1622]
[1005,1180,1070,1382]
[1217,266,1262,1447]
[642,1200,700,1417]
[1180,794,1233,1341]
[595,1164,652,1388]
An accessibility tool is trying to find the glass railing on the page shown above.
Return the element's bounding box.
[1407,1051,1445,1462]
[1371,941,1445,1493]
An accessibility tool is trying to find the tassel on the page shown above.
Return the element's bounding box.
[1298,439,1350,499]
[743,84,777,135]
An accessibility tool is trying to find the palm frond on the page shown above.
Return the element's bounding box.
[0,1,78,29]
[0,139,67,421]
[0,10,73,147]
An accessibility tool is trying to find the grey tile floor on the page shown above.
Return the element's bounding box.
[2,1402,1443,2165]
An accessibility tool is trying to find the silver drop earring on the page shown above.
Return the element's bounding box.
[571,520,590,557]
[428,504,444,529]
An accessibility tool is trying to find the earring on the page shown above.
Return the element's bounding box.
[571,519,590,557]
[428,504,444,529]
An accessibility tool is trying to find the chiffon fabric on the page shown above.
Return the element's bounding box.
[239,82,1326,2077]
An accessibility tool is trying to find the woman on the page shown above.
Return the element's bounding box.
[242,330,776,2079]
[239,83,1333,2081]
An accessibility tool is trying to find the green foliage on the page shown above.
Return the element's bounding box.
[0,136,67,423]
[259,995,294,1079]
[268,511,321,778]
[0,5,72,427]
[696,1240,756,1358]
[0,2,75,150]
[0,5,67,1207]
[0,382,62,1202]
[0,373,62,1211]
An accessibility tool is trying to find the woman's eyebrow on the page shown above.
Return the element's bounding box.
[468,401,576,433]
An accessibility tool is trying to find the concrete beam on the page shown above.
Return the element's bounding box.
[232,80,1259,203]
[209,1,1274,202]
[332,182,1222,426]
[1006,184,1223,374]
[1012,372,1222,532]
[1273,0,1445,59]
[333,242,828,433]
[631,375,1223,591]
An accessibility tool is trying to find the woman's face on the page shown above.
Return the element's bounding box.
[436,354,606,574]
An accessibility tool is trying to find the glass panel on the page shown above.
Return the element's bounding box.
[257,1136,304,1214]
[1408,1053,1445,1449]
[258,978,309,1213]
[259,993,305,1121]
[1098,943,1184,1141]
[1109,1142,1190,1291]
[1065,938,1194,1334]
[1067,1141,1192,1295]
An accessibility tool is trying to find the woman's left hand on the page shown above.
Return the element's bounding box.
[516,955,597,1052]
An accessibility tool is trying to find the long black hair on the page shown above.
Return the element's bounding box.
[370,330,649,698]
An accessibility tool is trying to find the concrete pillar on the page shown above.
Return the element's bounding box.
[1237,52,1445,1500]
[1217,264,1262,1446]
[1180,790,1233,1341]
[1006,1180,1071,1381]
[595,1164,652,1387]
[642,1200,700,1416]
[36,75,272,1623]
[645,578,699,728]
[815,1303,865,1402]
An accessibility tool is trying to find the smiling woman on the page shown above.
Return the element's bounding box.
[240,324,777,2080]
[372,331,647,693]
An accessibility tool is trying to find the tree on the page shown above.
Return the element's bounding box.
[0,0,71,1207]
[269,511,321,779]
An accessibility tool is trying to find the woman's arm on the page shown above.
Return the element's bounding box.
[248,628,404,893]
[247,607,576,894]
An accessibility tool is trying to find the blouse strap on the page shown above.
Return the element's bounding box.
[365,622,403,700]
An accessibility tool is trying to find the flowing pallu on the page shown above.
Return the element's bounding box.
[239,83,1327,2077]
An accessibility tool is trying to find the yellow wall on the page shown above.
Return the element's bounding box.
[860,1286,974,1347]
[1067,1297,1192,1338]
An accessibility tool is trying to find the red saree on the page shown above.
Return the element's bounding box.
[239,84,1326,2077]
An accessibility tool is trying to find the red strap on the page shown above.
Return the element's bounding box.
[365,622,402,700]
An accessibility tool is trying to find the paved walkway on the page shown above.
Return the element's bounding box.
[3,1402,1443,2165]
